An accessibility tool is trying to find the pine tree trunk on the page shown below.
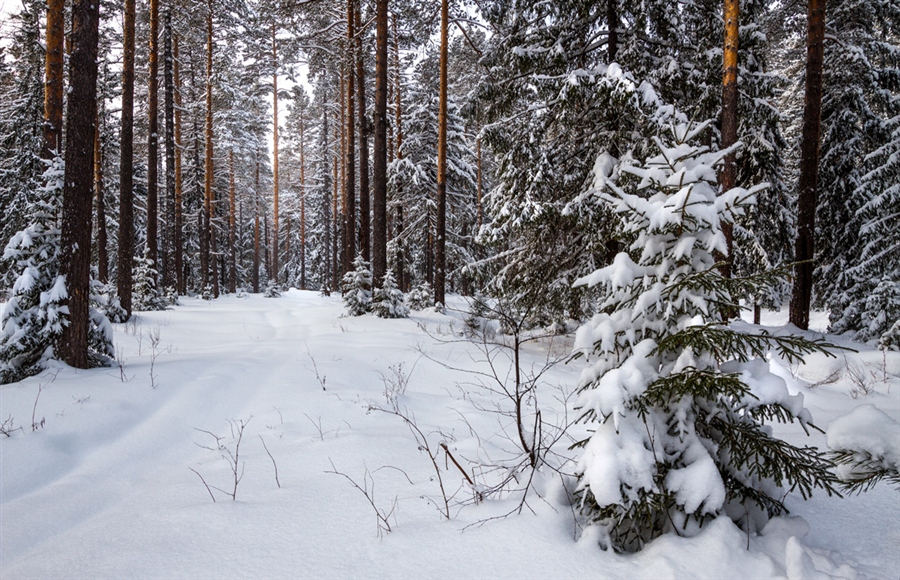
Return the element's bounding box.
[118,0,136,316]
[719,0,739,284]
[790,0,826,330]
[43,0,64,157]
[434,0,449,306]
[95,106,108,284]
[343,0,356,274]
[372,0,388,285]
[253,152,260,293]
[59,0,100,368]
[147,0,160,276]
[173,29,185,295]
[356,0,370,264]
[300,105,307,290]
[228,149,237,293]
[392,13,406,291]
[204,7,216,296]
[333,133,340,291]
[272,23,280,284]
[163,10,176,292]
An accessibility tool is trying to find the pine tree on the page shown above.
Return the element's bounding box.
[573,123,839,552]
[373,269,408,319]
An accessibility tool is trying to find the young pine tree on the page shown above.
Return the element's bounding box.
[572,123,839,552]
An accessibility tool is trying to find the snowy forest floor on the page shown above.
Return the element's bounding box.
[1,291,898,579]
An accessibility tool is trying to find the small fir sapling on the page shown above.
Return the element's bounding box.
[132,251,167,311]
[373,270,409,319]
[571,123,840,552]
[342,254,373,316]
[0,158,113,383]
[263,281,281,298]
[406,282,434,311]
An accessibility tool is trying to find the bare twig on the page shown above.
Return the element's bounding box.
[258,435,281,488]
[189,467,217,502]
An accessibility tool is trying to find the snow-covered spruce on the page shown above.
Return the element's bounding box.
[572,124,840,552]
[827,404,900,493]
[372,270,408,319]
[263,281,281,298]
[0,158,113,383]
[132,251,167,311]
[406,282,434,311]
[341,254,372,316]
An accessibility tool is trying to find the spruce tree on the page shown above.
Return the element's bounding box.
[573,123,839,552]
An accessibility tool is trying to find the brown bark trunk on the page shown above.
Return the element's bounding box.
[300,105,307,290]
[163,10,176,292]
[204,7,217,297]
[434,0,449,306]
[147,0,160,276]
[43,0,64,157]
[253,152,260,292]
[719,0,739,284]
[95,106,108,283]
[59,0,100,368]
[372,0,388,285]
[356,0,370,265]
[343,0,356,274]
[790,0,826,330]
[228,149,237,293]
[173,33,185,294]
[272,23,280,284]
[118,0,136,315]
[333,134,340,291]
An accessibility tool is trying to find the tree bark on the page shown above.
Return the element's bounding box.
[204,6,217,297]
[253,151,260,293]
[94,104,108,283]
[343,0,356,274]
[118,0,136,316]
[372,0,388,285]
[356,0,370,264]
[173,33,185,295]
[163,10,176,292]
[434,0,449,305]
[606,0,618,65]
[272,23,280,284]
[147,0,160,277]
[228,149,237,292]
[299,103,307,290]
[719,0,739,283]
[790,0,826,330]
[43,0,64,157]
[59,0,100,368]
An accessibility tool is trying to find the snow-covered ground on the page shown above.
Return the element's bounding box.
[1,291,898,579]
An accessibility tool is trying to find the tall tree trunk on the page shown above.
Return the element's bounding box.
[333,133,340,291]
[272,23,280,284]
[204,7,217,297]
[253,151,260,292]
[147,0,160,276]
[228,149,237,293]
[606,0,617,64]
[356,0,370,264]
[118,0,136,316]
[790,0,826,330]
[321,95,332,292]
[43,0,64,157]
[343,0,356,274]
[95,105,108,283]
[372,0,388,285]
[59,0,100,368]
[173,32,184,295]
[719,0,739,285]
[163,10,176,292]
[300,104,307,290]
[434,0,449,306]
[392,12,406,291]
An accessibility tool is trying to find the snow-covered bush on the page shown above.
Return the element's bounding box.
[93,280,127,323]
[373,270,408,319]
[132,252,167,311]
[342,255,372,316]
[572,124,839,552]
[264,281,281,298]
[406,282,434,311]
[0,158,113,383]
[827,405,900,493]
